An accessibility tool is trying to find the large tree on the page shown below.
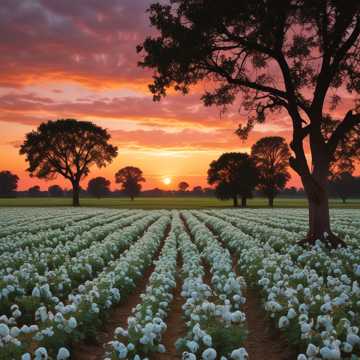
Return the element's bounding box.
[115,166,145,200]
[20,119,118,206]
[138,0,360,247]
[251,136,291,207]
[0,170,19,197]
[208,152,258,207]
[87,177,111,198]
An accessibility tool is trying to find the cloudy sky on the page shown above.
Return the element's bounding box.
[0,0,356,191]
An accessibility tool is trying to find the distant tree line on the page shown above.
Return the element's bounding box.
[0,120,358,209]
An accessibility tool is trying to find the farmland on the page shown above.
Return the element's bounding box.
[0,208,359,360]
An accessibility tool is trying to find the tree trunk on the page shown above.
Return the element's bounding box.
[268,197,274,207]
[130,195,134,201]
[233,196,238,207]
[72,182,80,207]
[241,197,247,208]
[300,167,346,248]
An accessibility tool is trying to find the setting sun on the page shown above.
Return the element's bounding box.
[163,177,171,185]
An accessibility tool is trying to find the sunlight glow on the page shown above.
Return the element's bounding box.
[163,177,171,185]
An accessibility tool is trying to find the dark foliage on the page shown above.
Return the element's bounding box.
[0,170,19,197]
[208,152,258,207]
[138,0,360,246]
[87,177,111,198]
[19,119,117,206]
[251,136,291,207]
[115,166,145,200]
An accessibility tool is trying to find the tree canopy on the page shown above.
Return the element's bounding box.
[20,119,118,206]
[251,136,291,207]
[87,177,111,198]
[139,0,360,246]
[208,152,258,207]
[178,181,189,192]
[115,166,145,200]
[0,170,19,197]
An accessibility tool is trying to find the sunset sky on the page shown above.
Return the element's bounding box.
[0,0,358,191]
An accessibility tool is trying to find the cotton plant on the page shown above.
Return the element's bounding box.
[196,209,360,359]
[106,217,178,359]
[0,214,171,359]
[176,211,248,359]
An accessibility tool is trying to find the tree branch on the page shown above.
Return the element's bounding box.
[327,111,360,155]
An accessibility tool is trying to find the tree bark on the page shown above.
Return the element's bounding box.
[241,197,247,208]
[268,197,274,207]
[72,182,80,207]
[299,165,346,248]
[233,196,238,207]
[130,195,134,201]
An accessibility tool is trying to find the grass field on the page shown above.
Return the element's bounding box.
[0,196,359,208]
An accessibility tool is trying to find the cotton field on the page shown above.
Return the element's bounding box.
[0,208,359,360]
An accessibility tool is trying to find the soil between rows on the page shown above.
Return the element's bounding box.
[72,223,170,360]
[198,212,296,360]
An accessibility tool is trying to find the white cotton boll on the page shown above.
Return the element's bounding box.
[56,347,70,360]
[342,342,353,353]
[306,343,318,357]
[67,317,77,329]
[21,354,31,360]
[127,343,135,351]
[158,344,166,353]
[287,308,297,319]
[34,347,48,360]
[202,348,217,360]
[10,326,20,337]
[346,333,360,346]
[231,347,248,359]
[32,287,41,298]
[297,354,307,360]
[319,346,341,360]
[182,352,197,360]
[186,340,199,353]
[114,342,128,358]
[278,316,289,328]
[202,335,212,347]
[0,323,10,337]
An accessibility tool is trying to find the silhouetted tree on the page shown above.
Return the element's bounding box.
[87,177,111,198]
[178,181,189,192]
[192,186,203,195]
[28,185,41,197]
[139,0,360,247]
[329,172,355,203]
[115,166,145,200]
[0,170,19,197]
[208,153,258,207]
[20,119,117,206]
[48,185,64,197]
[251,137,291,207]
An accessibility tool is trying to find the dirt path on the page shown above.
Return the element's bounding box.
[155,265,186,360]
[243,287,296,360]
[72,226,169,360]
[200,216,296,360]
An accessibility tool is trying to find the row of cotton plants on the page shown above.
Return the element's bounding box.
[0,208,84,231]
[196,211,360,359]
[0,208,103,240]
[0,210,130,269]
[106,212,179,359]
[0,213,171,359]
[218,209,360,241]
[0,212,159,321]
[179,211,248,360]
